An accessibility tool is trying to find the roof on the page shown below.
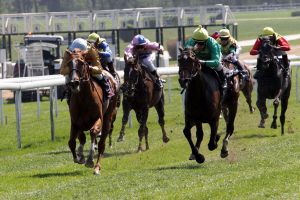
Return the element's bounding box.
[24,35,64,45]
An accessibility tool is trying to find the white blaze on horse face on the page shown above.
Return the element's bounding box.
[183,55,188,60]
[71,59,77,80]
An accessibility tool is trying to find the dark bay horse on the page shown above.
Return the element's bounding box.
[220,57,254,158]
[117,56,169,152]
[255,38,291,135]
[178,47,221,163]
[66,50,119,174]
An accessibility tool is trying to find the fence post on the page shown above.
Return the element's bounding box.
[15,90,22,148]
[0,90,3,125]
[37,88,40,119]
[50,86,55,141]
[296,66,299,101]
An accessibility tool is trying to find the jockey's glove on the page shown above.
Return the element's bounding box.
[89,66,103,75]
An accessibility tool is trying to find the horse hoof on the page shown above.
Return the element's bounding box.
[195,154,205,164]
[137,147,143,153]
[258,124,265,128]
[250,108,255,113]
[208,143,218,151]
[271,124,277,129]
[77,157,85,164]
[85,160,94,168]
[189,154,195,160]
[73,158,79,164]
[220,150,229,158]
[117,136,124,142]
[163,136,170,143]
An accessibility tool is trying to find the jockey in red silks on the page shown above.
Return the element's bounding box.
[210,31,220,40]
[124,34,164,89]
[250,27,291,79]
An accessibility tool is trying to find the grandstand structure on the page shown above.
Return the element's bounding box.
[0,5,237,60]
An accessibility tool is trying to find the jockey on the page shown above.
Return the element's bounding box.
[60,38,114,101]
[210,31,220,40]
[87,32,117,77]
[124,34,164,89]
[217,28,249,80]
[250,27,291,79]
[185,25,227,89]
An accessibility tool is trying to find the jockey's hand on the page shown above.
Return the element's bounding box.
[127,56,135,64]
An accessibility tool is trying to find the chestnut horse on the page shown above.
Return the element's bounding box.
[255,38,291,135]
[178,47,221,163]
[117,56,169,151]
[66,50,119,174]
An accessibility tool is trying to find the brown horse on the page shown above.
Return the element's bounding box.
[255,38,291,135]
[178,47,221,163]
[66,50,119,175]
[117,56,169,152]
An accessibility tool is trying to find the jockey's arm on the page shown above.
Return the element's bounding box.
[250,39,261,55]
[60,50,70,75]
[277,37,291,51]
[202,38,221,69]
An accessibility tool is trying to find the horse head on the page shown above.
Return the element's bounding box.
[178,47,201,88]
[258,37,281,72]
[123,56,143,97]
[66,49,90,93]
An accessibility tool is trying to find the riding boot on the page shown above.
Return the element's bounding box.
[282,54,290,78]
[107,61,117,77]
[94,74,114,100]
[151,70,163,90]
[234,60,249,81]
[217,69,227,90]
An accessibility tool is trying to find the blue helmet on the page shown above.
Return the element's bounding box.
[69,38,87,51]
[132,34,147,46]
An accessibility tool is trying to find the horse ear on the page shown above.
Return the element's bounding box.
[179,47,183,53]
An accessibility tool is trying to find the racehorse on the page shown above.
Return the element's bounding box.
[220,56,254,158]
[66,49,119,174]
[117,56,169,152]
[178,47,221,163]
[255,38,291,135]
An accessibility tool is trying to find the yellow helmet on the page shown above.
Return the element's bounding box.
[87,33,105,43]
[219,28,231,38]
[262,27,275,36]
[192,25,209,41]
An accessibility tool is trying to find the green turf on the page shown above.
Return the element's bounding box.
[0,74,300,199]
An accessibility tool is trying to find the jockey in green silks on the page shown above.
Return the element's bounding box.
[184,25,227,89]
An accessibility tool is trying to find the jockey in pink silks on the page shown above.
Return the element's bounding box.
[124,34,164,89]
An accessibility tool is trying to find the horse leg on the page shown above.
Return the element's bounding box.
[117,101,131,142]
[280,91,290,135]
[94,114,111,175]
[135,110,144,152]
[155,97,169,143]
[76,132,86,164]
[108,101,118,148]
[270,99,279,129]
[86,118,102,169]
[68,125,81,163]
[242,84,255,113]
[221,100,238,158]
[189,122,204,160]
[256,96,268,128]
[145,126,149,150]
[208,120,220,151]
[183,121,205,163]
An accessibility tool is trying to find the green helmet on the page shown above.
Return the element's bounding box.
[87,33,100,42]
[219,28,230,38]
[192,25,209,41]
[262,27,275,36]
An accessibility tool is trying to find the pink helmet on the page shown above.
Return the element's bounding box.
[132,34,147,46]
